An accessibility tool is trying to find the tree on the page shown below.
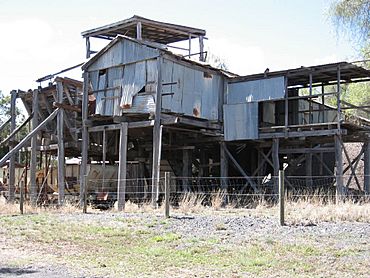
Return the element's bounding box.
[0,91,11,122]
[331,0,370,54]
[330,1,370,118]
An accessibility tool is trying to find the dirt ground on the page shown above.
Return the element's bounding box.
[0,208,369,278]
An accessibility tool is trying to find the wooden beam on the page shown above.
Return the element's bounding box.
[305,152,313,187]
[0,109,59,167]
[313,153,334,176]
[86,37,91,59]
[222,144,258,192]
[87,120,157,133]
[56,81,65,206]
[199,36,205,62]
[336,66,341,131]
[80,72,89,206]
[136,21,142,40]
[341,100,370,115]
[340,140,361,190]
[364,141,370,194]
[117,123,128,211]
[0,113,33,147]
[8,90,17,203]
[259,128,347,139]
[279,147,335,154]
[53,102,81,113]
[182,149,192,191]
[30,89,39,206]
[151,56,163,207]
[253,148,272,176]
[102,128,107,192]
[284,77,289,130]
[272,138,280,195]
[335,135,344,202]
[220,142,228,189]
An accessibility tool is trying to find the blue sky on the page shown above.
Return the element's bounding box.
[0,0,359,94]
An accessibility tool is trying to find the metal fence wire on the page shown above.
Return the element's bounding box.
[1,173,369,210]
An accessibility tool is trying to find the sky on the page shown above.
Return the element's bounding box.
[0,0,360,96]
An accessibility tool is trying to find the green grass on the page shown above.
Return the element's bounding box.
[0,213,368,278]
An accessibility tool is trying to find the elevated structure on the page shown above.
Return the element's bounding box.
[82,15,207,61]
[1,16,369,208]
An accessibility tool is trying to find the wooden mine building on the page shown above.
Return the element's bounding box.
[1,16,369,208]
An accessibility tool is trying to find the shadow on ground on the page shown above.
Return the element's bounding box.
[0,267,38,276]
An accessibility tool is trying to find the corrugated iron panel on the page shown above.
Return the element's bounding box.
[107,67,123,116]
[181,66,197,116]
[146,59,158,84]
[157,59,222,121]
[170,62,184,112]
[120,61,146,108]
[89,71,99,91]
[224,102,259,141]
[95,73,106,115]
[227,76,285,104]
[201,74,221,121]
[122,93,155,114]
[88,39,159,71]
[161,59,174,111]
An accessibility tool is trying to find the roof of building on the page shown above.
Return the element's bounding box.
[81,15,206,44]
[82,35,238,77]
[229,61,370,87]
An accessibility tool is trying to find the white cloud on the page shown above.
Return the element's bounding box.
[207,38,267,75]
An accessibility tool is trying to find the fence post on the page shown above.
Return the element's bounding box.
[20,180,24,215]
[165,172,170,218]
[83,175,88,214]
[279,170,285,226]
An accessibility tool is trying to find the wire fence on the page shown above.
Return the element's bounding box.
[1,174,369,210]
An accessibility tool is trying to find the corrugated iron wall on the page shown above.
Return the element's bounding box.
[227,76,285,103]
[161,58,221,121]
[224,103,259,141]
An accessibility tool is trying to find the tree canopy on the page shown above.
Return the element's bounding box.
[331,0,369,56]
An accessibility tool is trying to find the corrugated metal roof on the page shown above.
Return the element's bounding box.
[229,61,370,87]
[82,35,238,78]
[81,15,206,45]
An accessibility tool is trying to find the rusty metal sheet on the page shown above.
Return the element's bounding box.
[122,93,155,114]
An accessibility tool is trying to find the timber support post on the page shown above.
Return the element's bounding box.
[364,140,370,195]
[272,138,280,196]
[151,56,163,207]
[56,81,65,206]
[164,172,170,218]
[279,170,285,226]
[335,134,344,202]
[20,180,24,214]
[80,72,89,207]
[117,123,128,211]
[8,90,17,203]
[182,149,192,191]
[30,88,39,206]
[220,142,228,190]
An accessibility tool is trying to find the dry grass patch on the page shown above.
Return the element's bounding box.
[286,200,370,223]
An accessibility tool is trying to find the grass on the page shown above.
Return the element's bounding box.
[0,193,369,277]
[0,210,368,277]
